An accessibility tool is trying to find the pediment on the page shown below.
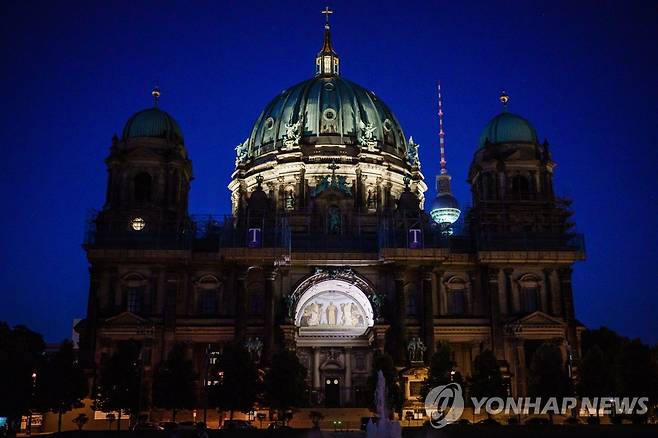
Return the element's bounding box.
[510,311,565,327]
[104,311,150,326]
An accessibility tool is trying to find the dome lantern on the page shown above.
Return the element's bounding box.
[316,7,339,76]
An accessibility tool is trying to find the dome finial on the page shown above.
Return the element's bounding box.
[500,89,509,110]
[316,7,339,76]
[152,86,161,108]
[322,6,333,28]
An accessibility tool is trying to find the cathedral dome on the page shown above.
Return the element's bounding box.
[478,112,537,148]
[122,108,184,144]
[244,76,408,160]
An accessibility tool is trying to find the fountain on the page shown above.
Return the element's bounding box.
[366,370,402,438]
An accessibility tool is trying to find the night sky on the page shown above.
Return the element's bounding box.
[1,1,656,345]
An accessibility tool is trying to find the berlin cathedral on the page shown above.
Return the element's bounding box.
[80,13,585,415]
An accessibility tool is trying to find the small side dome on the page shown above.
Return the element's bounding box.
[478,112,537,148]
[122,108,184,144]
[397,188,420,212]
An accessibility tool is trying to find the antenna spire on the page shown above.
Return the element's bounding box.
[438,82,447,175]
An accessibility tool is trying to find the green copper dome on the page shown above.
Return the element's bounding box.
[122,108,184,144]
[246,76,408,159]
[478,112,537,148]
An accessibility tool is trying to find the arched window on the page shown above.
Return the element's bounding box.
[481,173,496,200]
[511,174,531,199]
[249,291,265,316]
[134,172,152,203]
[199,291,218,315]
[126,287,142,313]
[195,275,221,316]
[406,291,418,317]
[123,273,146,314]
[446,277,468,315]
[519,275,540,313]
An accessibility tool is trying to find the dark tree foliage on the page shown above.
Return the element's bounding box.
[577,345,612,397]
[152,343,198,421]
[421,342,460,399]
[35,341,87,433]
[0,322,45,435]
[208,344,257,420]
[264,349,308,423]
[580,327,658,413]
[93,340,141,430]
[468,349,506,403]
[366,352,403,414]
[528,342,573,423]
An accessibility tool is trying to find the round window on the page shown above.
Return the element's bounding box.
[323,108,336,121]
[383,119,392,132]
[265,117,274,130]
[324,82,335,91]
[131,217,146,231]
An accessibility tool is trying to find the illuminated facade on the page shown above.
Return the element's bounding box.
[80,14,585,413]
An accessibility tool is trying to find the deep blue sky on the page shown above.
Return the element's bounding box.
[1,1,656,345]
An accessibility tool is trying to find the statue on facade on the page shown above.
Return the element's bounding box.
[285,189,296,210]
[234,138,249,166]
[358,120,378,151]
[245,337,263,363]
[282,119,302,149]
[328,208,341,234]
[407,337,426,363]
[407,136,420,166]
[326,301,338,325]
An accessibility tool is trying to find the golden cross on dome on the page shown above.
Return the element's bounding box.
[322,6,333,27]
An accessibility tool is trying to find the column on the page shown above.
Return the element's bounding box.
[487,268,505,356]
[394,267,407,363]
[422,270,435,357]
[344,348,352,404]
[313,347,321,390]
[263,267,277,360]
[235,268,248,342]
[504,268,517,314]
[558,267,579,360]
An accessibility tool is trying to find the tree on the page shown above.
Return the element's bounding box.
[577,345,611,417]
[208,344,258,421]
[35,341,87,433]
[422,343,458,399]
[152,343,198,421]
[264,349,307,424]
[366,352,403,416]
[468,349,506,417]
[72,413,89,431]
[528,342,573,424]
[93,340,141,431]
[0,322,45,436]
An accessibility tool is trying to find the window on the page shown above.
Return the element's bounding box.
[447,290,466,315]
[511,174,531,199]
[127,287,142,313]
[521,286,539,313]
[250,291,265,315]
[134,172,152,203]
[481,173,496,200]
[199,291,218,315]
[406,292,418,316]
[410,381,423,397]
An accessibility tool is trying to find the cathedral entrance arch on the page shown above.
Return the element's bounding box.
[285,268,383,407]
